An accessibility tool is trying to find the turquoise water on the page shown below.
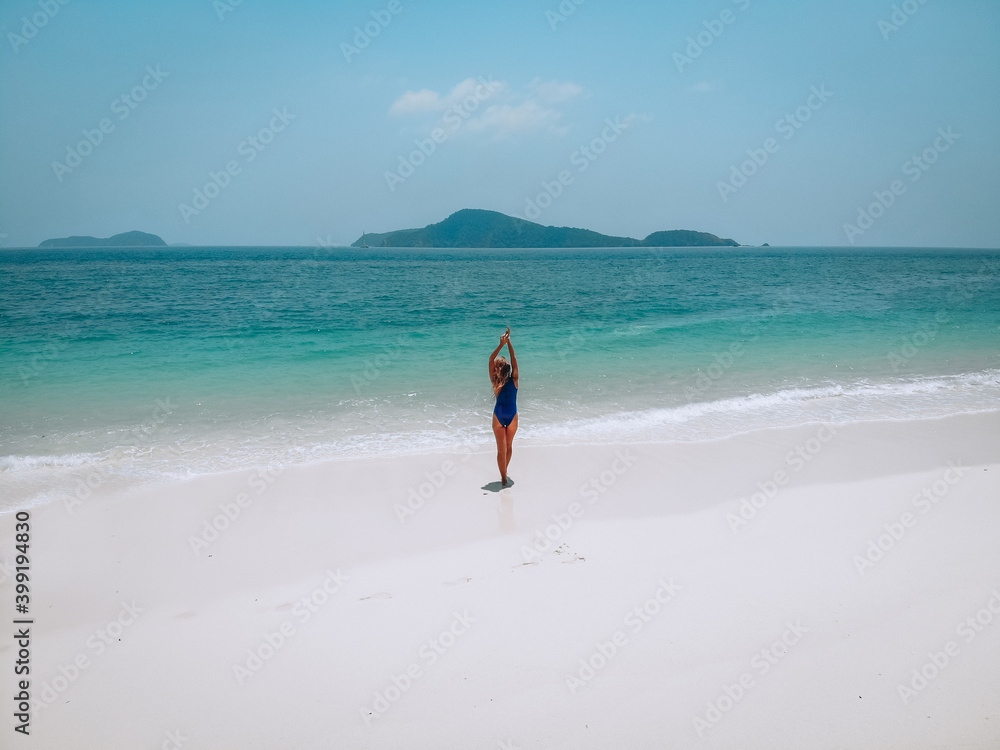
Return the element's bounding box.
[1,246,998,509]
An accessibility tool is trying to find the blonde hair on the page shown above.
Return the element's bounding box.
[491,356,511,397]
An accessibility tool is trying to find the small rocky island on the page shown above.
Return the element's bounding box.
[39,230,166,248]
[353,209,739,248]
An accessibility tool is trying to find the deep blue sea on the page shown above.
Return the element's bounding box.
[1,246,998,510]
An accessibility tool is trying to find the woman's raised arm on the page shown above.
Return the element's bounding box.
[506,333,518,383]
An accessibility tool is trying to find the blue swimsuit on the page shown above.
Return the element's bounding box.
[494,378,517,428]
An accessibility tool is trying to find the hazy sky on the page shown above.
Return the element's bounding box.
[1,0,998,247]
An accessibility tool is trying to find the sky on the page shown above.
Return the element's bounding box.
[1,0,998,248]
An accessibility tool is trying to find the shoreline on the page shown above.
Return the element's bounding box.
[4,370,998,514]
[2,411,998,747]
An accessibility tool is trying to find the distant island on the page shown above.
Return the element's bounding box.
[39,230,166,248]
[352,209,738,248]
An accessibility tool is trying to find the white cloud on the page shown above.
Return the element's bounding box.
[388,77,584,138]
[465,100,570,137]
[390,78,508,116]
[527,78,585,105]
[388,88,441,115]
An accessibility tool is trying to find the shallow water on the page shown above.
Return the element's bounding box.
[1,246,998,509]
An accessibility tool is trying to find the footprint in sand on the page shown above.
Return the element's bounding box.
[512,545,586,568]
[554,543,586,563]
[359,592,393,601]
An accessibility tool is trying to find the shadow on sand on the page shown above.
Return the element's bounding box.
[481,478,514,492]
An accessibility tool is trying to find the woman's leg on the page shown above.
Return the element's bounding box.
[492,414,508,483]
[503,414,518,477]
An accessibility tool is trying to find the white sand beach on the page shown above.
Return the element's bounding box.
[4,411,999,749]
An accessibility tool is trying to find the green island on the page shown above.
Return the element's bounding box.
[39,230,166,248]
[352,209,739,248]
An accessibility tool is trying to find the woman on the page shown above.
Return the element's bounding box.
[489,326,518,487]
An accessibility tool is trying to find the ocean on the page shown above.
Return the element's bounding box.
[1,246,998,511]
